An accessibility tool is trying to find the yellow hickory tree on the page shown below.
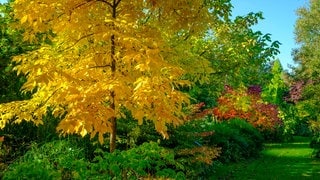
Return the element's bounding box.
[0,0,231,151]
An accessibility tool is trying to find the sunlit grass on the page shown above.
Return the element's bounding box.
[212,136,320,179]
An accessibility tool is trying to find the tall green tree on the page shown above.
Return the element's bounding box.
[292,0,320,121]
[293,0,320,80]
[261,59,303,137]
[287,0,320,138]
[208,12,280,87]
[188,11,280,106]
[262,59,287,105]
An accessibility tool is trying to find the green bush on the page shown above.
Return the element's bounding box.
[160,118,263,176]
[261,126,286,142]
[295,122,312,137]
[3,161,60,180]
[159,118,218,177]
[90,142,184,179]
[0,109,62,164]
[309,120,320,158]
[117,116,162,150]
[162,117,215,149]
[209,118,263,162]
[3,140,88,180]
[227,118,264,154]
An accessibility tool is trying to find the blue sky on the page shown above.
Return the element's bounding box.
[1,0,308,70]
[231,0,308,70]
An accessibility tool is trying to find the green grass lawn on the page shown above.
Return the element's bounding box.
[212,136,320,179]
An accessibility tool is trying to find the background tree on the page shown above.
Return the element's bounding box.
[261,59,301,138]
[293,0,320,81]
[262,59,287,105]
[207,12,280,87]
[290,0,320,142]
[0,0,233,152]
[188,11,280,107]
[291,0,320,124]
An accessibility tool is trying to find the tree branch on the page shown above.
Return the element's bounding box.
[33,87,61,114]
[89,64,112,69]
[96,0,113,7]
[115,0,122,7]
[62,33,95,51]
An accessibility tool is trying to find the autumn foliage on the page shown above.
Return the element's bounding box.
[177,146,221,165]
[0,0,232,151]
[214,85,282,130]
[189,85,282,131]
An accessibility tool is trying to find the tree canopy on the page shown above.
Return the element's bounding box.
[291,0,320,122]
[0,0,234,151]
[293,0,320,80]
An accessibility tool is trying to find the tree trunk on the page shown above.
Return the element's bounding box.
[109,0,118,153]
[109,115,117,152]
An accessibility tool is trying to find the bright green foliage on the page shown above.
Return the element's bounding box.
[3,161,61,180]
[292,0,320,154]
[189,11,280,105]
[292,0,320,125]
[293,0,320,80]
[262,59,287,105]
[91,142,184,179]
[261,60,297,138]
[2,134,220,179]
[3,140,87,180]
[298,84,320,121]
[206,12,280,87]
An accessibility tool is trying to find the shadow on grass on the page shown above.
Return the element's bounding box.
[265,142,309,149]
[212,136,320,179]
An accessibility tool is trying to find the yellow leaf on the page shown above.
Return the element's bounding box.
[134,111,145,124]
[98,133,104,145]
[21,15,28,24]
[80,127,87,137]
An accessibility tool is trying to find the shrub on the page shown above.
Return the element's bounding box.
[209,118,263,162]
[117,117,162,150]
[209,121,245,162]
[90,142,185,179]
[227,118,264,155]
[3,161,60,180]
[157,118,222,178]
[161,117,263,176]
[260,125,285,142]
[175,145,221,177]
[212,86,283,131]
[309,120,320,158]
[0,109,62,165]
[3,140,88,180]
[295,122,312,137]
